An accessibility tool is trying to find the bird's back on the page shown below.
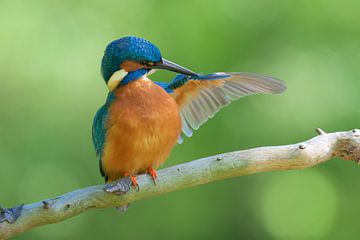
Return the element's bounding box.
[101,76,181,182]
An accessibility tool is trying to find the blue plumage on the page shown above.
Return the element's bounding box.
[92,92,115,177]
[121,69,149,86]
[101,36,162,82]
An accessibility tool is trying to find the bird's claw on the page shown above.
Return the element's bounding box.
[104,177,132,195]
[129,175,140,191]
[146,167,157,185]
[0,204,23,224]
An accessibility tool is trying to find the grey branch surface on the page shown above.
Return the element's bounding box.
[1,129,360,239]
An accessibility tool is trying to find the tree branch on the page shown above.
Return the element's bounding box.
[1,129,359,239]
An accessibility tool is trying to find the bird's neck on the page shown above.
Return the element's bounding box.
[119,69,149,87]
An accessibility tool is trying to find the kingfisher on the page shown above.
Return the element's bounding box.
[92,36,286,192]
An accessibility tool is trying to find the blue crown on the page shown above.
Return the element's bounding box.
[101,36,162,82]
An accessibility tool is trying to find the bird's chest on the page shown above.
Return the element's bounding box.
[108,78,180,131]
[102,78,181,176]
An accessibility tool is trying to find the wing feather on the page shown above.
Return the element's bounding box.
[167,72,286,140]
[92,105,107,177]
[92,92,115,178]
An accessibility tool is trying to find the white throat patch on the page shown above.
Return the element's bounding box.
[107,69,128,91]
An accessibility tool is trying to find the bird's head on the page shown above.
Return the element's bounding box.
[101,36,196,91]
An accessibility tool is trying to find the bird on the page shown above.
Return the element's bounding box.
[92,36,286,193]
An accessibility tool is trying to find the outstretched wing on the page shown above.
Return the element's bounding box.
[92,93,115,178]
[158,72,286,139]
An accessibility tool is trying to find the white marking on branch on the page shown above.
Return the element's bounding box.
[0,129,359,239]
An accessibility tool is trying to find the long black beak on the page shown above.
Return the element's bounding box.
[153,58,197,76]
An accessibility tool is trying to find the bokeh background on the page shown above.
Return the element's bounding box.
[0,0,359,239]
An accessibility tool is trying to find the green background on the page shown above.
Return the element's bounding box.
[1,0,359,239]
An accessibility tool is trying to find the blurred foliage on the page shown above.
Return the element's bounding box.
[0,0,359,239]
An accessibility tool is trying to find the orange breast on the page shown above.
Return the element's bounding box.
[102,77,182,182]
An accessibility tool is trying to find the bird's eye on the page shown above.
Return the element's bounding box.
[139,60,147,65]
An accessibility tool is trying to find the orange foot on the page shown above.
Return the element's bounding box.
[146,167,157,185]
[124,173,139,191]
